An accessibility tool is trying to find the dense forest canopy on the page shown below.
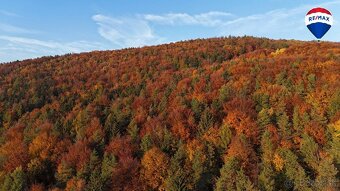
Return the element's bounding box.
[0,36,339,190]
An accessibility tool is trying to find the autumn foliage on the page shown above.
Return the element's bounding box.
[0,36,339,190]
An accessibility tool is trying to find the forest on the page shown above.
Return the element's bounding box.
[0,36,339,190]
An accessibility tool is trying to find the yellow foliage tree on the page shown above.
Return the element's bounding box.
[141,147,170,190]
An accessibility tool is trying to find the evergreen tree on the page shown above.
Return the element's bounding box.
[300,134,319,170]
[315,157,338,191]
[2,166,28,191]
[86,168,104,191]
[56,161,75,186]
[191,99,205,122]
[327,121,340,165]
[140,134,153,153]
[219,85,231,103]
[192,151,205,190]
[277,111,291,138]
[104,107,131,141]
[127,120,139,143]
[235,168,257,191]
[104,113,120,140]
[11,167,27,191]
[258,163,275,191]
[215,157,255,191]
[220,124,232,150]
[292,106,302,132]
[254,93,270,112]
[327,90,340,118]
[257,108,271,129]
[198,109,214,136]
[82,150,100,180]
[192,143,220,191]
[258,130,275,191]
[278,148,312,191]
[101,153,116,185]
[165,145,192,191]
[74,109,90,140]
[215,157,239,191]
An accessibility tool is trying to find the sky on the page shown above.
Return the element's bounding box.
[0,0,339,63]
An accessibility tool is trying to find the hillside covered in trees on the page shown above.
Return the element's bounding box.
[0,37,339,191]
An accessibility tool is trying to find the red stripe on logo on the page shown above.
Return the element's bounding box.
[307,7,332,15]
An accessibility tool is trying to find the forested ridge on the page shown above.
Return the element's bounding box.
[0,36,339,190]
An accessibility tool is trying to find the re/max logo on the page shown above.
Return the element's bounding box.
[309,15,330,22]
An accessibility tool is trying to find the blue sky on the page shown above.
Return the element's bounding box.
[0,0,339,63]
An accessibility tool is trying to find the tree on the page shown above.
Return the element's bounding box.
[100,153,116,189]
[257,108,271,129]
[56,161,75,185]
[191,98,205,122]
[258,130,275,191]
[235,168,257,191]
[165,145,192,191]
[215,157,256,191]
[315,157,338,191]
[300,134,319,170]
[260,130,274,164]
[74,109,90,140]
[219,85,232,103]
[104,113,120,140]
[224,111,259,144]
[198,108,214,136]
[140,134,153,153]
[104,106,131,141]
[327,90,340,119]
[277,148,312,191]
[226,136,259,181]
[192,150,205,191]
[215,157,239,191]
[86,167,104,191]
[56,141,91,185]
[1,166,27,191]
[293,106,302,132]
[276,111,291,139]
[191,142,220,191]
[258,162,275,191]
[327,120,340,165]
[111,155,141,191]
[141,147,169,190]
[127,120,139,143]
[0,130,29,172]
[220,124,232,150]
[65,177,85,191]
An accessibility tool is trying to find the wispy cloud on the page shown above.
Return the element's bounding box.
[218,1,340,40]
[0,35,105,63]
[0,10,18,17]
[92,11,234,48]
[143,11,234,27]
[2,1,339,63]
[92,0,339,47]
[92,14,164,48]
[0,23,37,34]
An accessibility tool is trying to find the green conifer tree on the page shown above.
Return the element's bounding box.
[165,145,192,191]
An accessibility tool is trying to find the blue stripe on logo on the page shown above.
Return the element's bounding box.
[307,22,331,39]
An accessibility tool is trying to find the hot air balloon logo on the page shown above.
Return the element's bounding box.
[305,7,333,40]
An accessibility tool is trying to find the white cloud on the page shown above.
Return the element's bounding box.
[218,1,340,41]
[92,14,164,48]
[143,11,234,27]
[0,23,30,33]
[0,35,105,63]
[0,10,18,17]
[93,3,339,49]
[91,12,234,48]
